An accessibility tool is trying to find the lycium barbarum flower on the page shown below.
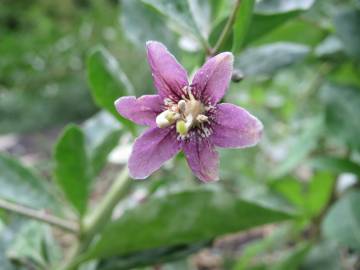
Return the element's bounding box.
[115,41,263,182]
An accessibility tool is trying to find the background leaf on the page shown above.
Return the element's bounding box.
[54,125,91,216]
[334,9,360,62]
[83,111,122,176]
[0,153,58,211]
[323,190,360,251]
[232,0,255,53]
[97,241,210,270]
[234,42,309,77]
[320,83,360,150]
[121,0,177,48]
[87,47,134,129]
[85,189,292,259]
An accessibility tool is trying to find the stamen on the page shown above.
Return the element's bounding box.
[156,110,177,128]
[178,100,186,113]
[196,114,208,123]
[176,120,187,135]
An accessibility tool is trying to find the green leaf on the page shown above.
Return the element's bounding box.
[232,0,255,53]
[246,0,315,45]
[320,83,360,150]
[270,177,304,209]
[308,156,360,177]
[253,19,326,47]
[271,243,311,270]
[301,241,342,270]
[334,9,360,62]
[97,241,210,270]
[83,111,122,176]
[234,42,309,77]
[7,222,61,269]
[121,0,177,48]
[306,172,334,217]
[141,0,208,41]
[254,0,315,15]
[270,172,334,217]
[0,153,58,211]
[54,125,91,216]
[271,117,323,178]
[85,190,292,259]
[87,47,134,129]
[323,190,360,251]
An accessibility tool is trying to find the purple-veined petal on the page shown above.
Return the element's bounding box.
[129,127,180,179]
[146,41,188,100]
[191,52,233,104]
[182,138,219,182]
[211,103,263,148]
[115,95,163,127]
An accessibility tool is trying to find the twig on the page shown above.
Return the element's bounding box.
[0,198,79,234]
[212,0,242,54]
[61,167,131,270]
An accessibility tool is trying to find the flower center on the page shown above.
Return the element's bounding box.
[156,86,210,137]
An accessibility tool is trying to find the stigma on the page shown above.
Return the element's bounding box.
[155,86,211,137]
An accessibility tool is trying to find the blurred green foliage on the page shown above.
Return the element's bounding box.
[0,0,360,269]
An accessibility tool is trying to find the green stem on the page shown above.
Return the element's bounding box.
[61,167,131,270]
[83,167,130,238]
[212,0,242,55]
[0,198,78,233]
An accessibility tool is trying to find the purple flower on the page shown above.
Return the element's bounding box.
[115,41,263,182]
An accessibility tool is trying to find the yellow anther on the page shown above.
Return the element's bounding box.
[176,120,188,135]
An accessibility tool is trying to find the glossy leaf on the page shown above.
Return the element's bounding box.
[323,191,360,251]
[121,0,177,47]
[54,125,91,216]
[254,0,315,15]
[234,42,309,77]
[85,190,292,259]
[232,0,255,53]
[246,0,315,45]
[141,0,204,40]
[0,153,58,211]
[87,47,134,128]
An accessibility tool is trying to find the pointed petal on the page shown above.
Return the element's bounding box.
[129,127,180,179]
[191,52,233,104]
[182,138,219,182]
[146,41,188,100]
[211,103,263,148]
[115,95,163,127]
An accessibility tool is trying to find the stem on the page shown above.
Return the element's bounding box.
[83,167,130,238]
[212,0,242,55]
[61,167,130,270]
[0,198,78,233]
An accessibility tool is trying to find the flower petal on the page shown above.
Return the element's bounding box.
[191,52,233,104]
[115,95,163,127]
[182,138,219,182]
[146,41,188,100]
[211,103,263,148]
[129,127,180,179]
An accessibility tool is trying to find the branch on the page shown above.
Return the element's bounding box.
[0,198,79,234]
[212,0,242,54]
